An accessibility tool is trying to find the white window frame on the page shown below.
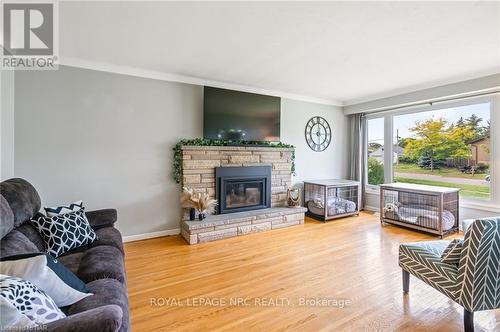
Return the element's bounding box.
[364,94,498,208]
[365,114,386,192]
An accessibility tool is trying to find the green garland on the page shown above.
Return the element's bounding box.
[173,138,295,184]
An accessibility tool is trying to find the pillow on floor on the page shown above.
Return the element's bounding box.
[440,239,463,265]
[0,253,91,307]
[30,209,97,258]
[0,275,65,326]
[45,200,83,217]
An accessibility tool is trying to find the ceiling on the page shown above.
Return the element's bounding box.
[59,1,500,105]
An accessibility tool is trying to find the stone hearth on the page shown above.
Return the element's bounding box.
[181,207,307,244]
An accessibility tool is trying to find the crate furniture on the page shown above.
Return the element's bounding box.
[380,182,459,237]
[304,179,360,221]
[399,217,500,332]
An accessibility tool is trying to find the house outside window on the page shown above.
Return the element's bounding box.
[365,97,494,203]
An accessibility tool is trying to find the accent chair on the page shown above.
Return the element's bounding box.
[398,217,500,332]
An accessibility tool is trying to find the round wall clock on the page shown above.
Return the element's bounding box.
[305,116,332,152]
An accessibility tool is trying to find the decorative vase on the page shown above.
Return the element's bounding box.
[198,212,206,221]
[189,208,196,221]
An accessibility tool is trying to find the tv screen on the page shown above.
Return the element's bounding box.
[203,87,281,142]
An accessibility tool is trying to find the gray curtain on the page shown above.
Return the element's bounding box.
[348,113,366,209]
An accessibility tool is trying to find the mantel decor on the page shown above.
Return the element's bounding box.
[172,138,296,184]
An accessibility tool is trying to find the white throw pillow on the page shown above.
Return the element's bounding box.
[0,255,92,307]
[0,297,37,329]
[0,275,66,325]
[44,200,84,217]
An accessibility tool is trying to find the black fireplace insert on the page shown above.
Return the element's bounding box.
[215,166,272,214]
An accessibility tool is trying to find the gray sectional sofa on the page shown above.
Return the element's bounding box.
[0,178,130,332]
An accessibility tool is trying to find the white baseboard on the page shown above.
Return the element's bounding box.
[363,205,379,212]
[123,228,180,243]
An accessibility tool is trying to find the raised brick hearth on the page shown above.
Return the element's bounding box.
[181,207,307,244]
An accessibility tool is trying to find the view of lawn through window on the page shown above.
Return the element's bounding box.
[367,103,491,200]
[367,118,384,186]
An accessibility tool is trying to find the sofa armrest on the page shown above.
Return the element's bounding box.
[35,305,123,332]
[86,209,117,229]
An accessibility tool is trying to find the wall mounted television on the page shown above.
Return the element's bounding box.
[203,87,281,142]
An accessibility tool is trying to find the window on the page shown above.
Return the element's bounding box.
[365,98,493,202]
[393,103,491,200]
[367,117,384,187]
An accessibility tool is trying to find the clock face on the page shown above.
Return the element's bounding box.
[305,116,332,152]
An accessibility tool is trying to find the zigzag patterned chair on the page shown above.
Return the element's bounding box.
[399,217,500,332]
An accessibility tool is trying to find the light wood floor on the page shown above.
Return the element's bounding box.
[125,212,499,332]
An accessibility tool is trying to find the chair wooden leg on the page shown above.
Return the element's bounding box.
[402,269,410,293]
[464,309,474,332]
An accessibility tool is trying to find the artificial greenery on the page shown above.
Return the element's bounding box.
[173,138,296,184]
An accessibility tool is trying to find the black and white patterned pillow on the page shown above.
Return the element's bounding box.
[441,239,463,265]
[31,209,97,257]
[44,200,83,217]
[0,275,65,325]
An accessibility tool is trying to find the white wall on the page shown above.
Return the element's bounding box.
[281,99,348,183]
[12,66,348,238]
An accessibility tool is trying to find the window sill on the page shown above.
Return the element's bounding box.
[363,190,500,214]
[365,187,380,195]
[460,201,500,214]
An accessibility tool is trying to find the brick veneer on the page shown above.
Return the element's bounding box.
[181,145,294,207]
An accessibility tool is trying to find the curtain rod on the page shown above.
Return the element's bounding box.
[360,88,500,117]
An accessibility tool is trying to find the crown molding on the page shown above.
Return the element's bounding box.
[58,56,343,107]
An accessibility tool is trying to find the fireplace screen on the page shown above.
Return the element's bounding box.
[225,180,264,210]
[216,166,272,214]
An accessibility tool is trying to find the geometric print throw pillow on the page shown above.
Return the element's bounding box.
[440,238,463,265]
[30,209,97,258]
[44,200,83,217]
[0,274,66,325]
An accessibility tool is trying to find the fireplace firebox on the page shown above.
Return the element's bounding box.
[216,166,272,214]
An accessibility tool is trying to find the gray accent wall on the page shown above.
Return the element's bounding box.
[13,66,348,238]
[14,66,203,237]
[1,71,15,180]
[281,98,347,182]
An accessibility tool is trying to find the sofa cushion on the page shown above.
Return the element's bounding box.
[0,230,39,258]
[86,209,118,230]
[77,246,126,284]
[67,278,130,332]
[15,222,45,252]
[93,227,124,254]
[56,252,84,276]
[0,195,15,240]
[0,178,41,227]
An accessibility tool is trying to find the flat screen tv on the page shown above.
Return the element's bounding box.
[203,87,281,142]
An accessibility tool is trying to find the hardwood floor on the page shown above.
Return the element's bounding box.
[125,212,499,332]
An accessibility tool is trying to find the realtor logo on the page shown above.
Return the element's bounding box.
[2,1,58,70]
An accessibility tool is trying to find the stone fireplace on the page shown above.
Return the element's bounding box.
[216,165,272,214]
[181,145,294,207]
[180,145,306,244]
